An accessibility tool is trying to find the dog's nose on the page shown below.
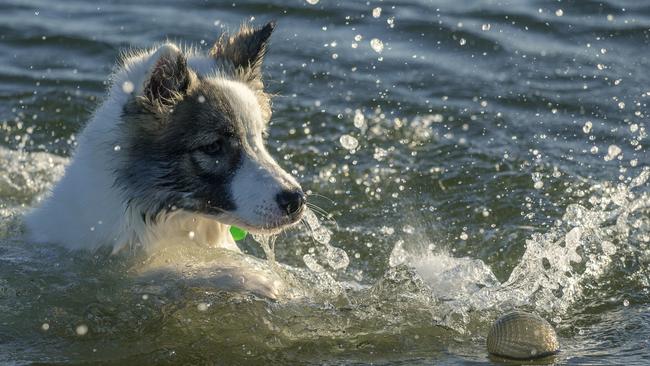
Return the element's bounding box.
[276,189,306,216]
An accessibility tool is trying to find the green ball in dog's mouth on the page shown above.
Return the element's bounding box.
[229,226,248,241]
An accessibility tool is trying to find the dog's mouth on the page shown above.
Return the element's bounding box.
[189,187,307,235]
[200,207,305,235]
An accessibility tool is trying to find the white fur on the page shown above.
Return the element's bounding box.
[213,79,300,230]
[24,43,251,253]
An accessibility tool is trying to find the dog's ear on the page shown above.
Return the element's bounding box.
[141,44,191,108]
[210,21,275,81]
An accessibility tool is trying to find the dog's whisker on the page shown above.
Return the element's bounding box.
[305,202,339,230]
[306,192,336,205]
[305,202,327,214]
[299,217,319,248]
[305,203,331,220]
[305,206,334,226]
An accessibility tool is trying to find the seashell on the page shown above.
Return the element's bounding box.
[487,311,560,360]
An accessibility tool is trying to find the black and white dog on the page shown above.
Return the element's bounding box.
[26,22,306,257]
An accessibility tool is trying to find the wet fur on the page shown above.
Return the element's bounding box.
[25,22,303,257]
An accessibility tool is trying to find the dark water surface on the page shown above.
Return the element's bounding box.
[1,0,650,364]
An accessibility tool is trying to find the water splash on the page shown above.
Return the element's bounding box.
[252,233,277,263]
[247,208,349,275]
[0,147,66,204]
[388,168,650,332]
[302,208,350,273]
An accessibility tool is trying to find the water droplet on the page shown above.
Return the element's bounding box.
[459,38,466,46]
[555,9,564,16]
[121,81,134,94]
[41,323,49,331]
[353,110,365,129]
[372,7,382,18]
[339,134,359,150]
[604,145,622,161]
[623,299,630,307]
[481,24,491,31]
[370,38,384,53]
[76,325,88,336]
[305,0,319,4]
[583,121,592,134]
[197,302,209,311]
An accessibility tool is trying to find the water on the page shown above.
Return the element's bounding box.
[2,0,650,364]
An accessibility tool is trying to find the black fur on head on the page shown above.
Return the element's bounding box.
[144,51,190,106]
[210,21,275,86]
[115,24,279,222]
[118,78,247,219]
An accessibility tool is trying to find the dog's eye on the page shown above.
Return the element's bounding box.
[198,142,222,155]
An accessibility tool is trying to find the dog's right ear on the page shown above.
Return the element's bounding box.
[140,44,191,109]
[210,22,275,81]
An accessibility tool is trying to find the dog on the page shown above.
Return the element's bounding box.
[25,21,306,270]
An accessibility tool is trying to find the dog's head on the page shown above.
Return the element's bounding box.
[117,22,305,233]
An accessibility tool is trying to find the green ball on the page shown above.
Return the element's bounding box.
[230,226,248,241]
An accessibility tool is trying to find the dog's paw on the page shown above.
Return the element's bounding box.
[205,266,284,300]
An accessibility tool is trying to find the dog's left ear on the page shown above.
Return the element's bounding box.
[210,21,275,83]
[141,44,191,108]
